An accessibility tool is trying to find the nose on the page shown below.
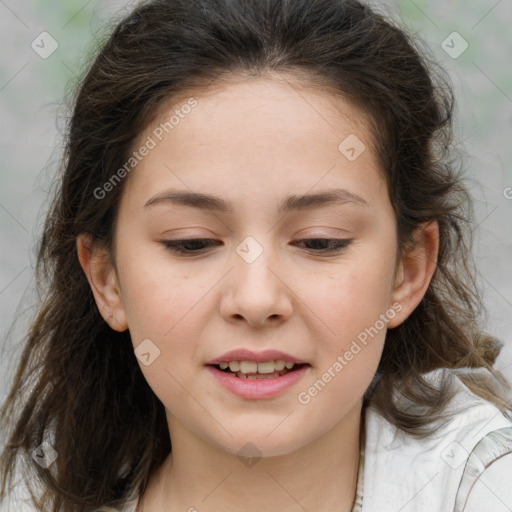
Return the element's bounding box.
[219,242,294,328]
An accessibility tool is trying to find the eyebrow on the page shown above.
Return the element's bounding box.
[144,188,369,214]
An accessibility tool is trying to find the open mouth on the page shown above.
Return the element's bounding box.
[208,362,310,379]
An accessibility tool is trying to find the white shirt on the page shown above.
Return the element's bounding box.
[360,367,512,511]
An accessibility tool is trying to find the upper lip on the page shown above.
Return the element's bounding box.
[205,348,309,365]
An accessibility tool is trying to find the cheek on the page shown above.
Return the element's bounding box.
[301,245,395,392]
[299,274,387,413]
[311,252,396,335]
[116,243,199,336]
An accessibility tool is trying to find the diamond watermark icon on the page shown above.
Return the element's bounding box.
[441,441,469,469]
[31,32,59,59]
[441,32,468,59]
[236,236,263,264]
[338,134,366,162]
[31,441,58,469]
[237,442,262,468]
[135,338,161,366]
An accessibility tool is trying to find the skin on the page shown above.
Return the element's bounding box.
[77,73,439,512]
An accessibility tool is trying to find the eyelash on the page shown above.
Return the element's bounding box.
[161,238,354,256]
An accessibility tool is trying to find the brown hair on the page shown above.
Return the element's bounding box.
[1,0,510,511]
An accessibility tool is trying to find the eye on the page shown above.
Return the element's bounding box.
[161,238,353,255]
[162,238,219,255]
[292,238,354,253]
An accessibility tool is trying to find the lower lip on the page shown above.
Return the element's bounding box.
[205,364,310,399]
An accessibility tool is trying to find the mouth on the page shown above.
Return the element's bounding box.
[207,361,311,379]
[205,358,311,399]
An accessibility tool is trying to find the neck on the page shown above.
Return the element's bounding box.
[139,401,364,512]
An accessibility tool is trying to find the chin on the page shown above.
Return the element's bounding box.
[211,428,310,459]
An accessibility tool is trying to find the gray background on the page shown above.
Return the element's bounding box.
[1,0,512,442]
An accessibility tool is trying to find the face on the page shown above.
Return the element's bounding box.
[81,74,428,458]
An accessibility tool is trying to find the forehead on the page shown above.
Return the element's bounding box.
[146,72,375,153]
[122,73,386,212]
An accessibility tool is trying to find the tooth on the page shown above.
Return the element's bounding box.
[239,361,258,373]
[223,360,298,374]
[257,361,275,374]
[274,360,286,371]
[229,361,240,372]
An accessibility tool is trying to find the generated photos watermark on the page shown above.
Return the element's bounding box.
[297,301,403,405]
[94,97,198,200]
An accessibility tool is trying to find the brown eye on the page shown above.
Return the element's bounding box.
[292,238,354,253]
[162,238,220,255]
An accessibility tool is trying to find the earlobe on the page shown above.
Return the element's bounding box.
[387,221,439,329]
[76,234,128,332]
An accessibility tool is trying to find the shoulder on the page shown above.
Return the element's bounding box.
[361,367,512,512]
[365,367,512,452]
[455,427,512,512]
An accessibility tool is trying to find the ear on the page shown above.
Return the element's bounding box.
[387,220,439,329]
[76,233,128,332]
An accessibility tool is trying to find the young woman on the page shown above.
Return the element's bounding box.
[1,1,511,511]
